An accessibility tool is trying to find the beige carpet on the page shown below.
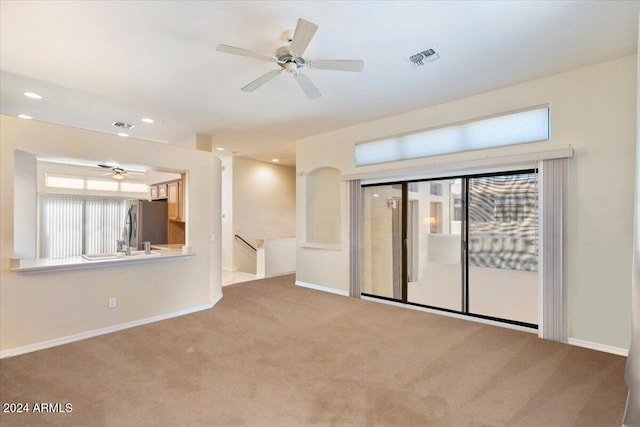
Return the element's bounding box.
[0,274,627,426]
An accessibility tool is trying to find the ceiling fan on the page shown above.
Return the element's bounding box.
[97,163,144,180]
[216,18,364,99]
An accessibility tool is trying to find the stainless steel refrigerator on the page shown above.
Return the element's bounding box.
[124,200,168,249]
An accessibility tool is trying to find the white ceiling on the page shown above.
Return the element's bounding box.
[1,1,638,166]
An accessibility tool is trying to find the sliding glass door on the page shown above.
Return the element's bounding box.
[406,179,463,311]
[361,170,539,328]
[467,173,538,324]
[361,184,403,300]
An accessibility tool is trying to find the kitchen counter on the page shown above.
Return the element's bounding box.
[10,247,194,274]
[150,244,185,251]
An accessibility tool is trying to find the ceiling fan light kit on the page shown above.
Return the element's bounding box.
[217,18,364,100]
[97,163,144,180]
[112,170,125,180]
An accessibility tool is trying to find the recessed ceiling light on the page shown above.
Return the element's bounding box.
[17,114,33,120]
[24,92,42,99]
[141,118,154,124]
[117,133,129,137]
[272,158,280,162]
[216,147,225,151]
[372,194,380,198]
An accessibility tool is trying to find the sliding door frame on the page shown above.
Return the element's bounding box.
[361,168,539,330]
[401,183,408,302]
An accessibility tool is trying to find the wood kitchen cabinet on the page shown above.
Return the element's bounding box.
[149,174,186,245]
[158,183,168,199]
[167,174,186,245]
[167,179,183,221]
[149,183,168,200]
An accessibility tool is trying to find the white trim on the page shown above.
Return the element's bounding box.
[299,242,342,251]
[344,147,574,182]
[0,294,223,359]
[568,338,629,357]
[361,296,538,334]
[295,280,349,296]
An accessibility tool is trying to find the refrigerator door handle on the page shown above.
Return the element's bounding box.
[126,206,134,246]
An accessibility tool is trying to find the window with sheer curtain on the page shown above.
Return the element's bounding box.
[40,195,128,258]
[355,106,550,166]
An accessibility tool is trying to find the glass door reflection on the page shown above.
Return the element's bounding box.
[361,185,403,300]
[360,171,539,329]
[406,179,463,311]
[467,173,539,324]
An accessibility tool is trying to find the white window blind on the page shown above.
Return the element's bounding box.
[40,195,127,258]
[355,106,550,166]
[40,196,84,258]
[84,198,128,255]
[539,158,567,342]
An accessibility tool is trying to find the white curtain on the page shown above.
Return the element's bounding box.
[40,196,83,258]
[349,180,361,298]
[84,198,127,255]
[40,195,127,258]
[623,17,640,426]
[539,159,567,342]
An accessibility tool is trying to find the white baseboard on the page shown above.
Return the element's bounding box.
[0,293,224,359]
[295,280,349,296]
[568,337,629,357]
[267,271,296,278]
[361,296,537,334]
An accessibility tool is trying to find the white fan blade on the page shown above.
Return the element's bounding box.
[308,59,364,72]
[289,19,318,57]
[241,69,283,92]
[294,73,321,99]
[216,44,276,62]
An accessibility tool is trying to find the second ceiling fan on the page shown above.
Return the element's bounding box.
[216,18,364,100]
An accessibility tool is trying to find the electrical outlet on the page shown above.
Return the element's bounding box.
[108,297,117,308]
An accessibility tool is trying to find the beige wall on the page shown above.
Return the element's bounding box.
[0,115,222,353]
[296,55,637,349]
[624,20,640,423]
[305,167,341,245]
[229,157,295,273]
[221,157,233,270]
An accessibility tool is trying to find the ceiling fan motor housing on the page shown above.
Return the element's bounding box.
[276,46,306,72]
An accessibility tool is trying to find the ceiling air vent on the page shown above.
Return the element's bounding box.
[112,121,135,130]
[407,47,442,67]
